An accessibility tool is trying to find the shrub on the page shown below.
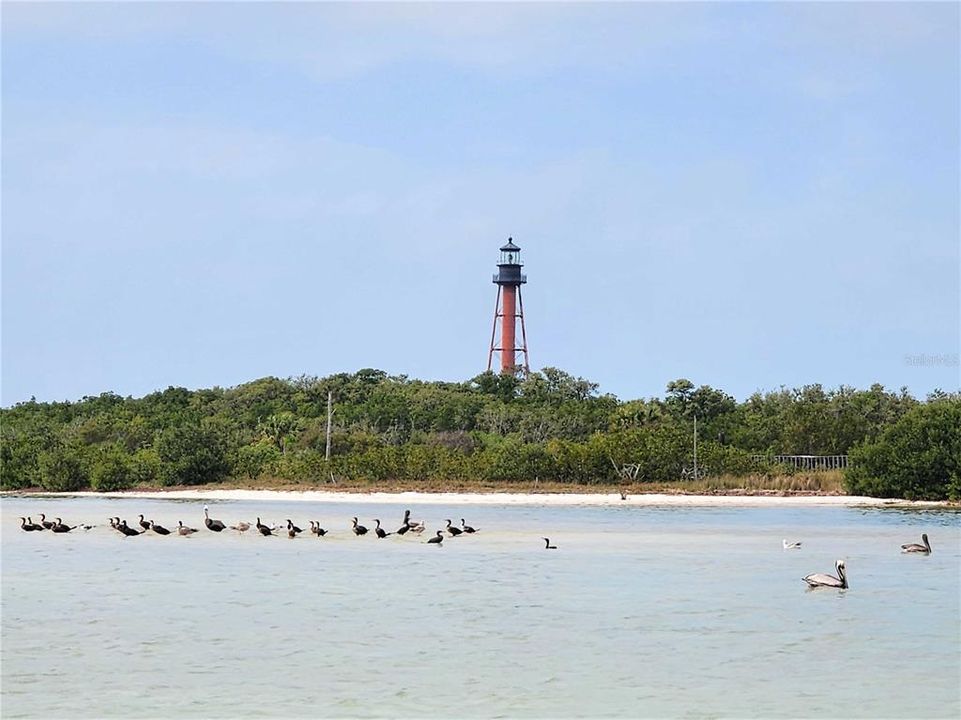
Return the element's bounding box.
[845,399,961,500]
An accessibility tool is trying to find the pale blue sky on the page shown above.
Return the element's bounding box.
[2,2,959,406]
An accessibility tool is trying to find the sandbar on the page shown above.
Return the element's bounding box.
[6,489,949,508]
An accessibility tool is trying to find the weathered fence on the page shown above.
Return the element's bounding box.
[751,454,848,471]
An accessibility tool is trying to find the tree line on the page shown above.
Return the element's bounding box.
[1,368,958,500]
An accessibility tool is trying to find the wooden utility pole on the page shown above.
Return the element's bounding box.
[325,391,333,461]
[693,414,698,480]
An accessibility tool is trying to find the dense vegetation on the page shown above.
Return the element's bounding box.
[1,369,958,500]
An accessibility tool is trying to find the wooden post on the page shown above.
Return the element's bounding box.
[325,391,333,461]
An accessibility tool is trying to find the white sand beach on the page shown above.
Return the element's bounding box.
[15,489,947,507]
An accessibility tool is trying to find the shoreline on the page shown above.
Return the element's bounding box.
[1,488,950,508]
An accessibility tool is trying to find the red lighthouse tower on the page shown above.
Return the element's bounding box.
[487,238,530,375]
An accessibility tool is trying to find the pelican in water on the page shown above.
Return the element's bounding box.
[802,560,847,589]
[901,533,931,554]
[783,539,802,550]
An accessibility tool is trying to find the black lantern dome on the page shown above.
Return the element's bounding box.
[493,237,527,285]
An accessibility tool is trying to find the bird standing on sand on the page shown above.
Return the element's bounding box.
[255,518,273,536]
[150,521,171,536]
[177,521,199,536]
[204,506,226,532]
[901,533,931,554]
[802,560,848,589]
[230,521,251,532]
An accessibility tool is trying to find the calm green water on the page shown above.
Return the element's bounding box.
[2,497,959,719]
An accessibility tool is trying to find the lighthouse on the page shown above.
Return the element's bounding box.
[487,238,530,375]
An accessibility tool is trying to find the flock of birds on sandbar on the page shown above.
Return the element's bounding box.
[18,508,934,587]
[18,506,510,546]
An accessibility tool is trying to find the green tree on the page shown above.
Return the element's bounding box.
[155,422,229,486]
[90,445,134,491]
[845,398,961,500]
[38,445,89,491]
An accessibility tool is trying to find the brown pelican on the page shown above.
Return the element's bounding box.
[802,560,848,589]
[352,517,368,536]
[460,518,477,534]
[543,538,557,550]
[177,520,199,536]
[783,539,802,550]
[149,521,171,536]
[427,531,444,545]
[901,534,931,554]
[230,521,251,532]
[445,519,462,537]
[204,506,226,532]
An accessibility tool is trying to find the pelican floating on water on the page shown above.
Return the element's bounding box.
[802,560,847,589]
[901,533,931,554]
[783,539,802,550]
